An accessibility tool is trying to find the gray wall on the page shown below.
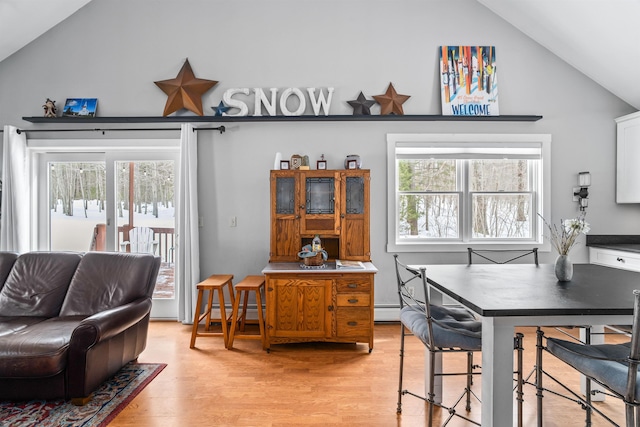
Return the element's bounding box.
[0,0,637,312]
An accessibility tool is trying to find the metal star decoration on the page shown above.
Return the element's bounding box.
[154,59,218,116]
[372,83,410,115]
[347,91,376,115]
[212,101,230,116]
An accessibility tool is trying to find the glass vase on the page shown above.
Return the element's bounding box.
[555,254,573,282]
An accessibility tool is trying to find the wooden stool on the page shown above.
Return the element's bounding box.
[190,274,235,348]
[227,275,266,350]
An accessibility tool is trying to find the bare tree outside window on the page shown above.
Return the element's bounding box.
[397,158,533,240]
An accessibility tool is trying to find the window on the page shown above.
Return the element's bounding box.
[387,133,551,252]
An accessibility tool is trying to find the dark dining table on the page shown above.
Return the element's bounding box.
[418,263,637,426]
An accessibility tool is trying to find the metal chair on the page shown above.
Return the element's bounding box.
[536,290,640,426]
[394,254,524,426]
[467,247,539,265]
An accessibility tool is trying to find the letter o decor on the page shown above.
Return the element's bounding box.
[280,88,306,116]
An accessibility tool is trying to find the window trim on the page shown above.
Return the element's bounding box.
[386,133,551,253]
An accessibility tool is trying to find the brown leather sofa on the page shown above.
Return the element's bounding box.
[0,251,160,404]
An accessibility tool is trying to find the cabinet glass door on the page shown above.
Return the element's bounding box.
[345,176,364,214]
[276,177,296,214]
[300,173,340,236]
[306,177,334,214]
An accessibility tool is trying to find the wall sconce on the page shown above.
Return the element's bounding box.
[573,171,591,211]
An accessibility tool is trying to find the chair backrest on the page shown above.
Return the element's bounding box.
[393,254,429,309]
[129,227,155,254]
[393,254,435,346]
[467,247,539,265]
[627,289,640,404]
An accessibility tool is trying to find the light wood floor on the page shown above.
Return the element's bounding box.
[112,322,627,426]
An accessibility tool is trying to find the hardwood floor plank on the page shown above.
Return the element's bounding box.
[110,322,627,426]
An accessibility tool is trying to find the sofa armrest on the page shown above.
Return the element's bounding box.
[67,298,153,400]
[70,298,152,347]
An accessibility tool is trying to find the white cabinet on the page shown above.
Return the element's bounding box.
[589,246,640,272]
[616,111,640,203]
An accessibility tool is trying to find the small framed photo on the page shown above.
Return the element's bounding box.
[317,160,327,170]
[347,160,358,169]
[280,160,290,170]
[62,98,98,117]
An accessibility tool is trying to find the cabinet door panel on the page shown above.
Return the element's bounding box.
[271,217,299,261]
[267,278,331,338]
[342,218,365,258]
[300,172,340,235]
[270,172,300,261]
[617,113,640,203]
[339,171,370,261]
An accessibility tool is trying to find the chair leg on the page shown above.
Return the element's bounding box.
[466,351,473,411]
[535,327,544,427]
[629,403,639,427]
[397,324,406,414]
[584,327,592,427]
[515,332,524,427]
[427,347,436,427]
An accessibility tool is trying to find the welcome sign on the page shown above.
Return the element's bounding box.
[439,46,498,116]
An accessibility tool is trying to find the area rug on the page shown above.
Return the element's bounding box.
[0,362,166,427]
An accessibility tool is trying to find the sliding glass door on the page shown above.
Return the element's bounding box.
[37,149,178,319]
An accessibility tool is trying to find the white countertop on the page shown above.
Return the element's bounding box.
[262,262,378,274]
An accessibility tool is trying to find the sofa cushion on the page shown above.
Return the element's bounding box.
[0,252,82,317]
[0,316,84,377]
[0,252,18,294]
[0,316,48,338]
[60,252,158,316]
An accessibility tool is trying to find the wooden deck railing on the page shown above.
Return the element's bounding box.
[91,224,175,263]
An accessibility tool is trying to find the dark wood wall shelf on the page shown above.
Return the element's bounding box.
[22,114,542,124]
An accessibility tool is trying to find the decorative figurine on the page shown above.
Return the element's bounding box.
[43,98,57,118]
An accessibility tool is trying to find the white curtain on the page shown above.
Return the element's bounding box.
[1,125,30,253]
[176,123,200,324]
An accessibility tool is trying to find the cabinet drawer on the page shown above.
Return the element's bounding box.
[589,247,640,272]
[336,308,371,337]
[335,278,371,293]
[336,293,370,307]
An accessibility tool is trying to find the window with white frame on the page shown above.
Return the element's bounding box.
[386,133,551,252]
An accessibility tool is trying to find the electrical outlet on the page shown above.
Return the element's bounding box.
[198,216,204,228]
[407,286,415,298]
[230,216,237,227]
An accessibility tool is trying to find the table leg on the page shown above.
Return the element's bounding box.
[481,317,515,427]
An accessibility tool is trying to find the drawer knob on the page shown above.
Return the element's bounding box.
[348,298,359,304]
[617,257,625,262]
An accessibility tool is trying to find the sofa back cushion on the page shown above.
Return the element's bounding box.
[0,252,19,294]
[0,252,82,317]
[60,252,159,316]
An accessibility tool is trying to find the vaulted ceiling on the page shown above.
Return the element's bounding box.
[0,0,91,64]
[478,0,640,110]
[1,0,638,110]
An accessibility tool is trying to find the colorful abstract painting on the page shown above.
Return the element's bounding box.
[439,46,498,116]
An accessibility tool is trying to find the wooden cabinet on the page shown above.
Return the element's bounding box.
[269,169,370,262]
[616,111,640,203]
[262,264,376,352]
